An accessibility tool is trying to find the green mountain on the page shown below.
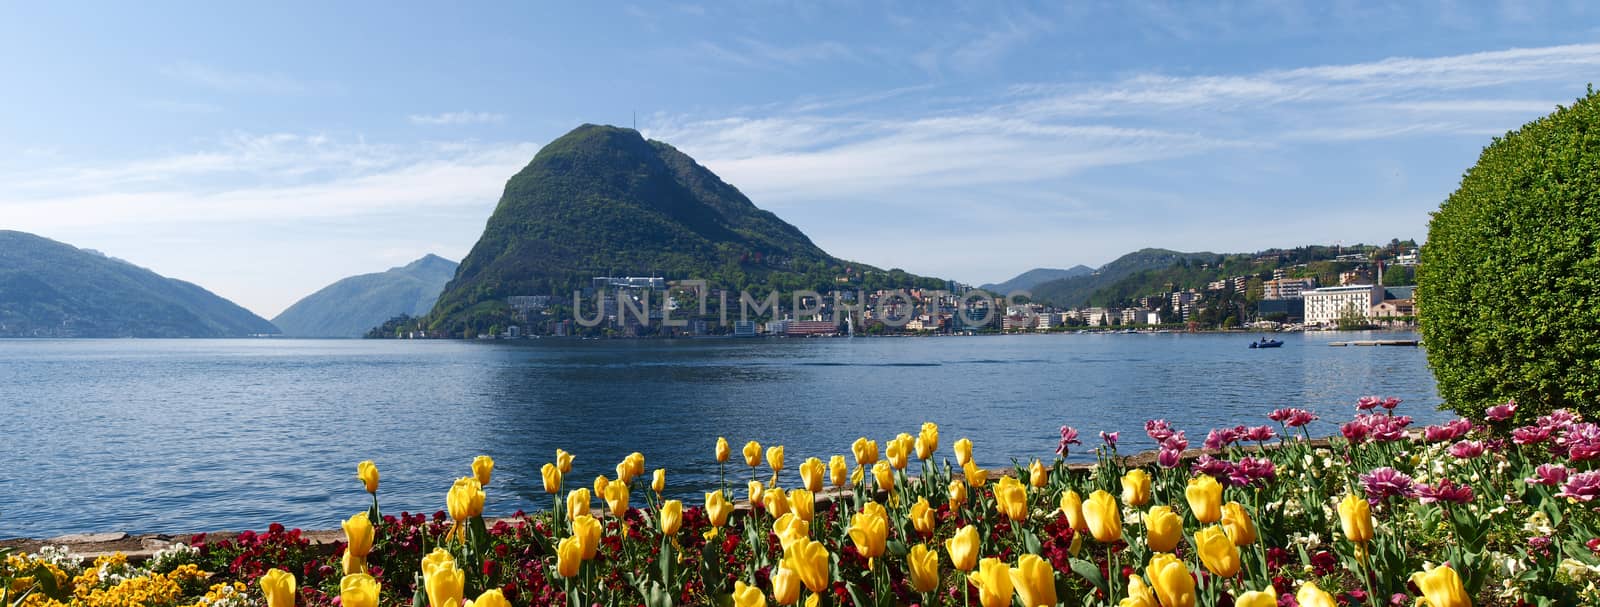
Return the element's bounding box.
[0,230,279,338]
[980,266,1093,294]
[272,254,458,337]
[1027,248,1219,307]
[429,124,943,333]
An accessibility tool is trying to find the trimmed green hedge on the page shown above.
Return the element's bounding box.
[1419,87,1600,420]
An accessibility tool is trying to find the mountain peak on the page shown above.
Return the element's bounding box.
[427,124,941,334]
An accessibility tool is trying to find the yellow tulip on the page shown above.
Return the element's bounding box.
[1235,590,1277,607]
[1185,475,1222,524]
[748,479,765,505]
[767,445,785,472]
[1146,553,1196,607]
[948,479,968,509]
[343,512,374,558]
[1145,506,1183,553]
[556,536,582,578]
[1121,469,1151,507]
[968,558,1014,607]
[953,438,973,467]
[733,580,766,607]
[706,490,733,527]
[627,452,645,479]
[342,550,365,576]
[744,440,762,467]
[886,439,909,470]
[1410,565,1471,607]
[356,461,379,494]
[946,524,980,571]
[615,461,634,484]
[1221,502,1257,546]
[1058,490,1089,532]
[572,515,601,560]
[472,455,494,486]
[1010,554,1057,607]
[963,461,988,488]
[1083,490,1123,543]
[1296,581,1336,607]
[594,475,610,497]
[604,479,629,517]
[863,501,887,522]
[796,457,823,492]
[541,463,562,495]
[872,460,895,493]
[340,574,380,607]
[1195,526,1241,578]
[423,559,464,607]
[1028,459,1049,488]
[763,486,791,517]
[1121,574,1157,607]
[1339,493,1373,544]
[555,449,574,474]
[566,488,591,520]
[770,566,801,606]
[447,477,485,522]
[828,455,848,488]
[421,547,455,575]
[852,437,879,465]
[994,476,1028,522]
[848,510,888,559]
[789,488,814,523]
[918,422,939,458]
[897,544,932,593]
[473,590,511,607]
[259,568,295,607]
[782,538,831,593]
[773,512,809,552]
[910,497,935,536]
[716,437,730,463]
[660,499,683,536]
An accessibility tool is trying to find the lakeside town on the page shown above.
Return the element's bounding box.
[378,245,1421,340]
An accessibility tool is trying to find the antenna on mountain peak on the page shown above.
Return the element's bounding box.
[632,111,637,131]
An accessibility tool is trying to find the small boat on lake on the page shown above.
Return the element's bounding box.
[1249,338,1284,349]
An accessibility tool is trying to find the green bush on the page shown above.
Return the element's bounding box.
[1419,86,1600,420]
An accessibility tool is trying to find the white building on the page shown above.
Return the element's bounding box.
[1035,313,1059,330]
[1304,285,1383,326]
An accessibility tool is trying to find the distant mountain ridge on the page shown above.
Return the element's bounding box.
[0,230,279,338]
[981,266,1093,294]
[272,254,458,337]
[429,124,945,334]
[1027,248,1219,307]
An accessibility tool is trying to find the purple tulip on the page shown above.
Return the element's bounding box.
[1360,467,1418,503]
[1484,399,1518,422]
[1558,470,1600,502]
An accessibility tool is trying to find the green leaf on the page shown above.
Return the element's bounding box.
[1069,558,1108,593]
[1023,530,1042,555]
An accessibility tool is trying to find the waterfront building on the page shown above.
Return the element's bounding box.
[1034,313,1058,330]
[786,320,838,336]
[732,320,757,337]
[1304,284,1383,326]
[1262,278,1316,300]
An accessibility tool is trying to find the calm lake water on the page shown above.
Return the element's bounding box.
[0,331,1445,538]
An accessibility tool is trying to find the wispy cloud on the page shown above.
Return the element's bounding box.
[159,62,320,95]
[689,38,858,70]
[408,111,506,126]
[0,134,537,229]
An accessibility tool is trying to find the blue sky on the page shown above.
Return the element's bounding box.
[2,2,1598,317]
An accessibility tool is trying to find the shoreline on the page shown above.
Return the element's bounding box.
[0,436,1337,562]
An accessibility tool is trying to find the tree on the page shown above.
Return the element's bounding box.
[1335,303,1370,331]
[1419,87,1600,420]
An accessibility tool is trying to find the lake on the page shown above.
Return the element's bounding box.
[0,331,1445,538]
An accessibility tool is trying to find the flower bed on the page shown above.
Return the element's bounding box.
[5,397,1598,607]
